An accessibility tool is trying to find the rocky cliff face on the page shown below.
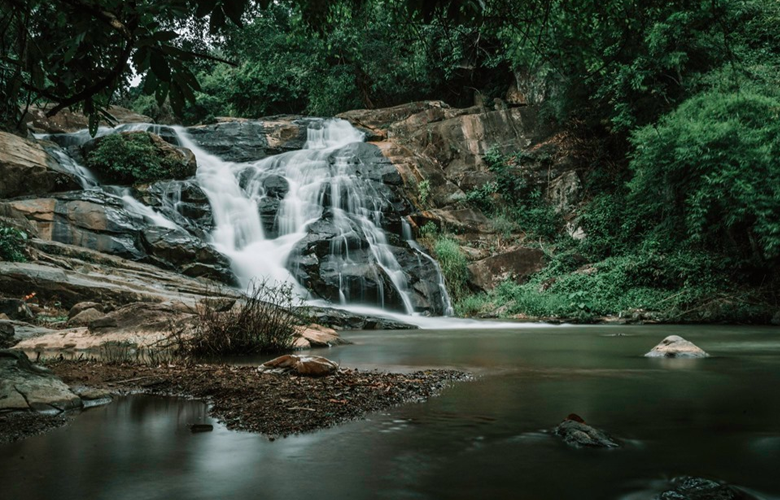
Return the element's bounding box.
[1,100,578,332]
[339,100,578,293]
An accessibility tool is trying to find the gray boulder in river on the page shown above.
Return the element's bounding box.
[645,335,708,358]
[553,414,620,449]
[656,476,758,500]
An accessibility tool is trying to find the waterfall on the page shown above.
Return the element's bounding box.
[174,119,426,312]
[39,119,454,316]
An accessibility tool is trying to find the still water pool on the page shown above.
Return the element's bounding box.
[2,324,779,499]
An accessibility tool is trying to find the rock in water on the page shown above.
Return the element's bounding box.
[259,355,339,377]
[657,476,757,500]
[553,414,620,448]
[645,335,708,358]
[0,349,82,413]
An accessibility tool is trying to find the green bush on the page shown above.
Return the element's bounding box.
[629,88,780,263]
[0,225,27,262]
[86,132,195,184]
[433,236,469,302]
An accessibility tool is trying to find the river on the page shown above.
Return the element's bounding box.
[2,324,779,499]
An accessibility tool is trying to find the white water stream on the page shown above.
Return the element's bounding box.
[174,119,424,313]
[36,119,484,323]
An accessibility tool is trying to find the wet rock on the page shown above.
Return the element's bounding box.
[0,298,35,321]
[66,307,105,327]
[0,349,82,413]
[7,190,235,284]
[189,424,213,433]
[645,335,708,358]
[136,179,214,236]
[553,414,620,449]
[0,131,81,198]
[307,306,416,330]
[72,387,113,407]
[467,247,545,292]
[657,476,757,500]
[140,226,235,284]
[259,354,339,377]
[185,118,312,162]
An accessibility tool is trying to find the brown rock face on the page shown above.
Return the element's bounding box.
[0,132,81,199]
[338,101,554,237]
[467,248,545,292]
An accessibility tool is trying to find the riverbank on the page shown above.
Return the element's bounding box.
[0,361,470,442]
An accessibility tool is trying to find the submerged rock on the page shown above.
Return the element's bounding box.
[259,355,339,377]
[0,349,82,413]
[656,476,758,500]
[645,335,708,358]
[553,413,620,449]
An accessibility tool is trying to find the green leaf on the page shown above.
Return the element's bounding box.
[150,51,171,81]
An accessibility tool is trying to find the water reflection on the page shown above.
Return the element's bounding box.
[1,325,779,499]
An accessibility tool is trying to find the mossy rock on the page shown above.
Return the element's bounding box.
[84,131,196,185]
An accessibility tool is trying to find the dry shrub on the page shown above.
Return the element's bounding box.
[182,279,307,356]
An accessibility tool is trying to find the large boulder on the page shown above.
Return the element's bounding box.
[80,131,197,185]
[553,414,620,449]
[185,117,313,163]
[0,132,81,198]
[467,247,545,292]
[5,191,235,284]
[135,179,215,237]
[0,349,82,413]
[645,335,708,358]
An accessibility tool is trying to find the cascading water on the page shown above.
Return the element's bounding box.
[37,118,454,316]
[174,119,434,313]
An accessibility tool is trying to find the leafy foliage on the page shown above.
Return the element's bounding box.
[0,225,27,262]
[629,88,780,262]
[86,132,193,184]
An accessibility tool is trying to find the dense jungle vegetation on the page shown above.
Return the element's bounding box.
[2,0,778,322]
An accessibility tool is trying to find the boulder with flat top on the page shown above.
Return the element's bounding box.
[645,335,708,358]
